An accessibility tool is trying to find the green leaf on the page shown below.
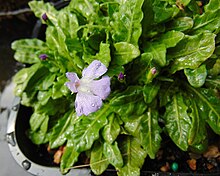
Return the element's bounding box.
[102,113,121,144]
[60,140,80,174]
[107,64,124,77]
[29,112,49,132]
[133,53,158,84]
[46,26,68,57]
[208,59,220,76]
[103,141,123,168]
[169,32,216,73]
[163,93,191,151]
[57,11,79,39]
[37,74,56,91]
[143,42,166,67]
[158,84,173,107]
[111,0,144,46]
[35,98,68,116]
[160,30,184,48]
[192,0,220,33]
[113,42,140,65]
[187,86,220,134]
[110,86,147,116]
[94,43,111,67]
[152,0,179,23]
[184,64,207,88]
[49,110,75,149]
[13,63,47,97]
[68,0,99,21]
[143,82,160,104]
[11,39,47,64]
[187,97,207,146]
[71,105,109,152]
[117,136,147,176]
[28,130,48,145]
[166,17,194,32]
[142,109,161,159]
[204,0,220,12]
[123,109,161,159]
[141,0,156,37]
[52,75,69,99]
[205,77,220,89]
[37,90,52,105]
[40,116,49,134]
[90,141,109,175]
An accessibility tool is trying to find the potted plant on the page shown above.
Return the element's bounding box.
[8,0,220,175]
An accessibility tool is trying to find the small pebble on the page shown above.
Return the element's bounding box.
[187,158,196,171]
[203,145,220,158]
[171,162,178,172]
[207,163,214,170]
[160,162,170,172]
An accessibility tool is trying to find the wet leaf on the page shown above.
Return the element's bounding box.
[184,64,207,88]
[12,39,47,64]
[70,105,109,152]
[60,140,79,174]
[111,0,144,46]
[49,110,75,149]
[113,42,140,65]
[164,93,191,151]
[103,141,123,168]
[102,113,121,144]
[117,136,147,176]
[169,32,216,73]
[90,141,109,175]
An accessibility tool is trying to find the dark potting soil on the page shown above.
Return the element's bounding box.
[141,136,220,176]
[96,135,220,176]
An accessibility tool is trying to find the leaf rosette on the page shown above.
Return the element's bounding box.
[12,0,220,175]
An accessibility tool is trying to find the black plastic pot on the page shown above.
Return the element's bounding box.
[7,97,91,176]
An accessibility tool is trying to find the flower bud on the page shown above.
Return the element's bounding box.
[151,67,157,75]
[42,13,48,21]
[118,72,125,81]
[39,54,48,60]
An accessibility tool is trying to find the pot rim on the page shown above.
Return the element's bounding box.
[6,96,91,176]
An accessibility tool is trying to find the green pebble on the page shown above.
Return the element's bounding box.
[171,162,178,172]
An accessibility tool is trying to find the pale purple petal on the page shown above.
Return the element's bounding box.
[89,76,111,99]
[75,92,102,116]
[65,82,78,93]
[82,60,107,79]
[65,72,80,93]
[66,72,79,82]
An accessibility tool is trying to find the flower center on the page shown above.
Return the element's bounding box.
[77,78,92,93]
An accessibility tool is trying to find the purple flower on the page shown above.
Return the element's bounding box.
[42,13,48,21]
[39,54,48,60]
[65,60,111,116]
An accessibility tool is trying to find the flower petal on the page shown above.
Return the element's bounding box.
[89,76,111,99]
[65,82,78,93]
[75,92,102,116]
[65,72,80,93]
[66,72,79,82]
[82,60,107,79]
